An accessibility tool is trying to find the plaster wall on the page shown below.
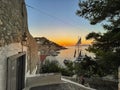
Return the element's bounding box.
[0,43,27,90]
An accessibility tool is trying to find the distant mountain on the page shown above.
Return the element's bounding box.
[34,37,67,51]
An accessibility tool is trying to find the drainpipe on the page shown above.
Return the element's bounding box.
[118,66,120,90]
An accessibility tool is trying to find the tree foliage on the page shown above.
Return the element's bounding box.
[77,0,120,77]
[41,60,74,76]
[74,55,98,77]
[77,0,120,30]
[41,60,61,73]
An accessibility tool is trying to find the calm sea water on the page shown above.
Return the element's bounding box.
[56,45,94,64]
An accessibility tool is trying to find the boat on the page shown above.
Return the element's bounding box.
[63,37,84,64]
[74,37,84,63]
[63,59,70,64]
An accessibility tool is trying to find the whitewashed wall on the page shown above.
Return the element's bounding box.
[0,43,27,90]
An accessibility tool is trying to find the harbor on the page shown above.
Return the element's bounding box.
[0,0,120,90]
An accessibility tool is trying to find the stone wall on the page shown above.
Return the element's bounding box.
[27,34,39,73]
[85,77,118,90]
[26,73,62,87]
[0,0,24,45]
[0,0,39,73]
[24,73,95,90]
[63,76,118,90]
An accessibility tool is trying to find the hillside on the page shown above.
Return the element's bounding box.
[34,37,67,51]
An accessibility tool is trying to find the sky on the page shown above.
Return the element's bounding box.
[25,0,104,46]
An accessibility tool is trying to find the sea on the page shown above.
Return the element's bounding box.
[55,45,95,65]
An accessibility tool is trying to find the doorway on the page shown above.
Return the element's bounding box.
[7,52,26,90]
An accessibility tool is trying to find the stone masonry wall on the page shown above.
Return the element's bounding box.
[27,34,39,73]
[0,0,24,45]
[0,0,39,73]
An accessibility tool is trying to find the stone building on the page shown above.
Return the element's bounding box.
[0,0,39,90]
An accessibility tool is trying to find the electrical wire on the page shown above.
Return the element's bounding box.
[26,4,78,27]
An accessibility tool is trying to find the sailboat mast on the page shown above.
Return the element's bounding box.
[76,37,81,56]
[78,42,80,56]
[74,37,81,58]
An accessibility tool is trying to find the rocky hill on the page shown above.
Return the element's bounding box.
[34,37,67,51]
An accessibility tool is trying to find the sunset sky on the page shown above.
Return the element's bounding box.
[25,0,104,46]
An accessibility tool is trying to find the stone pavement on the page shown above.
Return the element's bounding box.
[30,83,93,90]
[23,73,95,90]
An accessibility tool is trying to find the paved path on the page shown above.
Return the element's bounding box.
[24,74,96,90]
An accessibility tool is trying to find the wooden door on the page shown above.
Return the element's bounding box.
[7,52,26,90]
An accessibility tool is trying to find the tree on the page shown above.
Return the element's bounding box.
[74,55,98,77]
[86,30,120,77]
[63,60,74,76]
[76,0,120,29]
[41,60,61,73]
[41,60,74,76]
[77,0,120,77]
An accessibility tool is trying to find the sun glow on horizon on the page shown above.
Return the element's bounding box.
[41,36,92,46]
[32,34,92,47]
[30,27,93,46]
[49,35,93,46]
[55,39,92,46]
